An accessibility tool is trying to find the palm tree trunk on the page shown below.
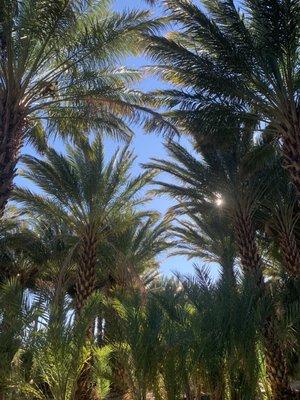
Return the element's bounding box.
[106,362,129,400]
[0,150,16,217]
[234,207,263,285]
[233,207,297,400]
[264,321,297,400]
[74,356,100,400]
[0,110,24,218]
[74,225,99,400]
[282,127,300,199]
[278,231,300,277]
[75,226,98,314]
[221,260,236,287]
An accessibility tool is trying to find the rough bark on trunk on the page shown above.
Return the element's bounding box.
[234,208,263,285]
[0,105,24,218]
[0,148,17,217]
[234,207,297,400]
[74,225,99,400]
[75,225,98,314]
[74,357,100,400]
[106,363,129,400]
[278,231,300,277]
[264,321,299,400]
[282,127,300,199]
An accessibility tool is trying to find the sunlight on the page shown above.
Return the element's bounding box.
[215,195,224,207]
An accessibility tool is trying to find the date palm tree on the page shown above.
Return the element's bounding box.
[0,0,163,216]
[13,137,154,400]
[146,135,298,399]
[147,132,265,285]
[146,0,300,197]
[180,267,264,400]
[261,173,300,278]
[6,286,110,400]
[14,138,154,315]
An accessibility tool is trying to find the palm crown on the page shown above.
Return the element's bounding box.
[146,0,300,196]
[0,0,162,216]
[14,138,155,311]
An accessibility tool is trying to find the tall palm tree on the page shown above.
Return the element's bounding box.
[14,138,154,315]
[146,0,300,197]
[13,138,154,400]
[147,132,265,285]
[146,136,298,399]
[0,0,163,216]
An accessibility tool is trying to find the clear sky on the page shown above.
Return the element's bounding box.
[18,0,221,279]
[111,0,201,277]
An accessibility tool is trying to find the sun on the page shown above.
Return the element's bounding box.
[215,195,224,207]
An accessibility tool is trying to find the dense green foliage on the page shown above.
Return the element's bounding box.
[0,1,300,400]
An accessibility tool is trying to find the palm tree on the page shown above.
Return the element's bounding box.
[261,173,300,278]
[0,208,20,282]
[99,213,171,294]
[172,204,237,284]
[178,267,264,400]
[111,292,163,400]
[13,138,154,399]
[155,280,195,400]
[111,280,193,400]
[15,138,153,315]
[0,277,38,400]
[114,270,263,400]
[96,214,171,399]
[0,0,163,216]
[7,289,110,400]
[146,0,300,197]
[147,133,265,285]
[146,136,298,399]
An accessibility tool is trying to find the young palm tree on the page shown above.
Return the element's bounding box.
[13,138,154,399]
[0,0,163,216]
[146,0,300,197]
[155,281,195,400]
[112,281,193,400]
[178,267,264,400]
[111,292,163,400]
[8,290,110,400]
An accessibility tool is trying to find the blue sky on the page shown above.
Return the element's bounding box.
[19,0,221,279]
[113,0,200,276]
